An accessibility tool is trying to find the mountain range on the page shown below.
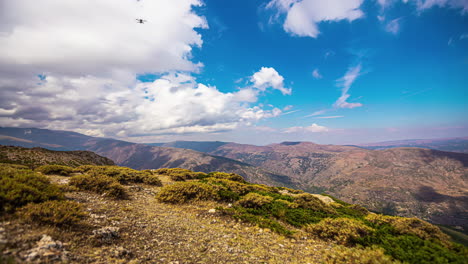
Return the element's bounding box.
[1,127,467,231]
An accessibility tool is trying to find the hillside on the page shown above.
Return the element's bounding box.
[357,137,468,153]
[198,142,468,231]
[0,145,114,168]
[1,127,467,232]
[0,127,291,187]
[1,157,467,263]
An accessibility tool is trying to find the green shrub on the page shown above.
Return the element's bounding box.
[142,174,163,186]
[205,178,252,195]
[376,234,467,264]
[69,174,127,199]
[219,207,293,236]
[18,200,87,227]
[365,214,452,247]
[321,245,399,264]
[207,172,246,183]
[156,181,218,203]
[75,165,162,185]
[305,218,374,246]
[294,193,335,214]
[36,165,74,176]
[0,167,63,212]
[236,193,274,209]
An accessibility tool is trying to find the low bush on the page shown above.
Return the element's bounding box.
[18,200,87,227]
[74,165,162,185]
[207,172,246,183]
[321,245,398,264]
[156,181,218,203]
[294,193,335,214]
[0,167,63,212]
[305,218,374,246]
[69,174,127,199]
[153,168,206,181]
[236,193,274,209]
[36,164,74,176]
[205,178,252,195]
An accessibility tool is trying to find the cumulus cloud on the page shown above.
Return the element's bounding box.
[0,72,284,137]
[333,64,363,109]
[0,0,207,77]
[251,67,292,95]
[0,1,289,138]
[283,123,329,133]
[267,0,364,38]
[312,68,323,79]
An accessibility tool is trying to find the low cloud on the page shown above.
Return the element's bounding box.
[284,123,329,133]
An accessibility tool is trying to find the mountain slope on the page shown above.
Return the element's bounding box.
[0,145,114,168]
[196,141,468,231]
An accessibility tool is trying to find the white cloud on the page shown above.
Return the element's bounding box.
[267,0,364,38]
[0,0,207,77]
[251,67,292,95]
[0,72,285,137]
[284,123,329,133]
[333,64,363,109]
[416,0,468,13]
[385,18,402,35]
[0,1,290,138]
[312,68,323,79]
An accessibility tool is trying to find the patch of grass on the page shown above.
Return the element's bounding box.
[321,245,399,264]
[18,200,87,227]
[218,207,293,236]
[36,164,74,176]
[69,174,127,199]
[0,166,63,212]
[236,193,274,209]
[305,218,374,246]
[155,181,219,203]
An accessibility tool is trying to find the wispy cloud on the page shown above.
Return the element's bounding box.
[312,68,323,79]
[305,109,329,117]
[333,64,363,109]
[385,18,402,35]
[316,116,344,119]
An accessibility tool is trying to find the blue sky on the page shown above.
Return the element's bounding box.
[0,0,467,144]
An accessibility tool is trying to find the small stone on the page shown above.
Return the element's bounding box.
[208,208,216,213]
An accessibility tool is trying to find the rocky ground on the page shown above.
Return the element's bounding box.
[1,175,332,263]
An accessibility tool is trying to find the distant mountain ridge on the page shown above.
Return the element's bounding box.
[357,137,468,153]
